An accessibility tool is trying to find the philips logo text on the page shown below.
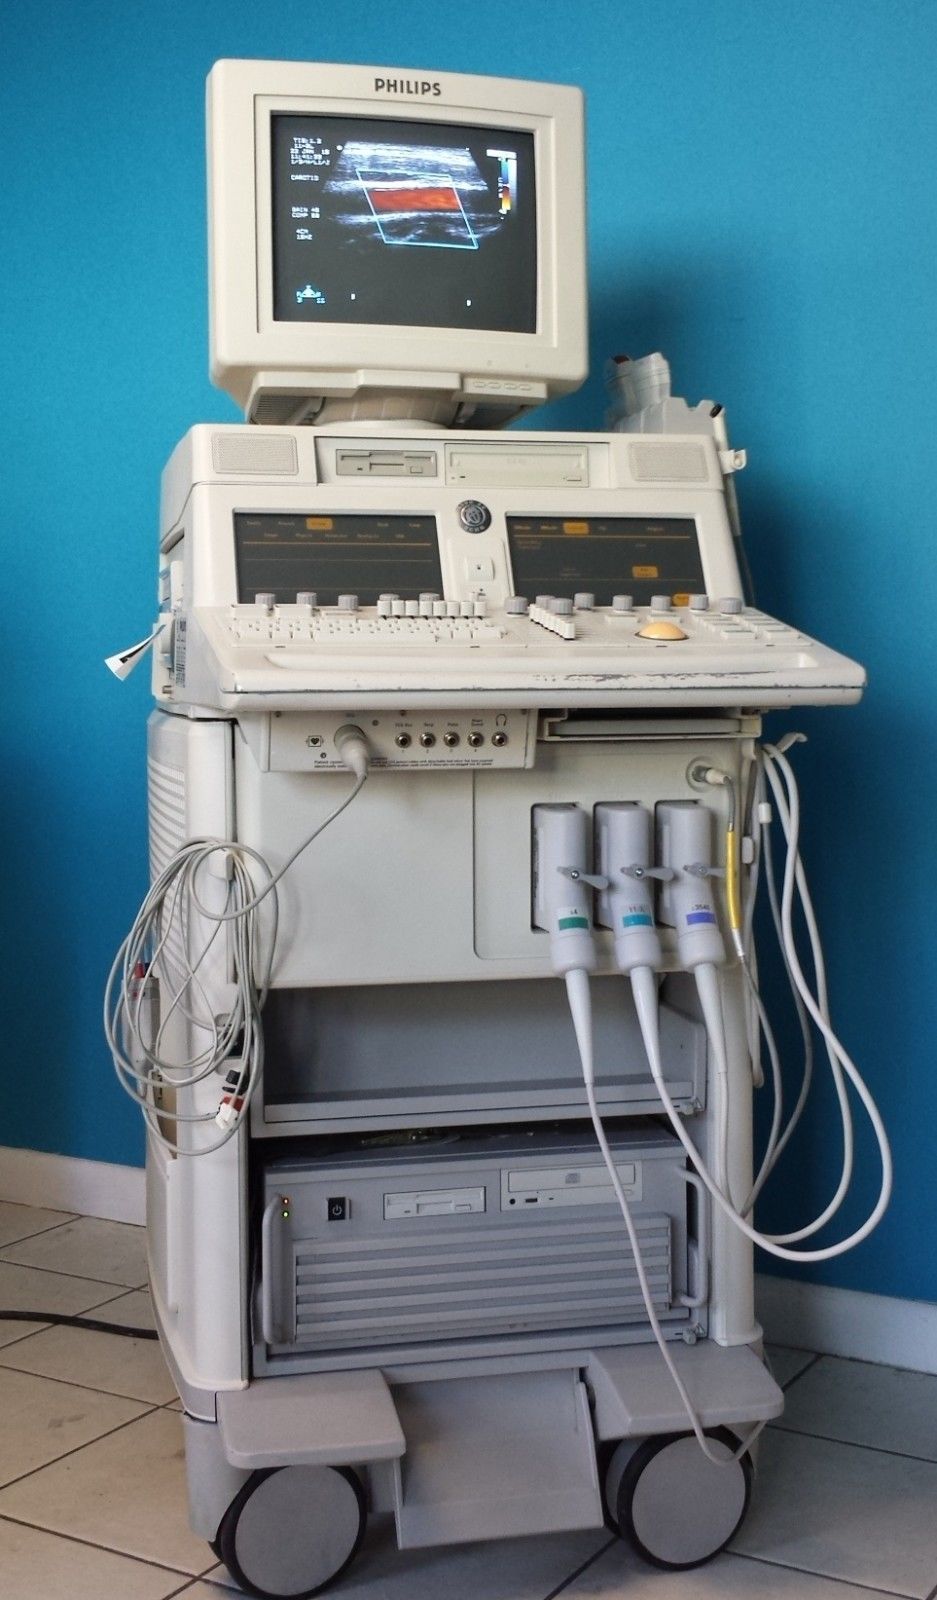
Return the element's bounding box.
[374,77,442,97]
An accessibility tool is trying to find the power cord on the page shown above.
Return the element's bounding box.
[0,1310,158,1340]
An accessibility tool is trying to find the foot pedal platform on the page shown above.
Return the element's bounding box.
[391,1370,602,1548]
[586,1341,783,1439]
[218,1369,405,1468]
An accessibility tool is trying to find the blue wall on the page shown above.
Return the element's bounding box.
[5,0,935,1301]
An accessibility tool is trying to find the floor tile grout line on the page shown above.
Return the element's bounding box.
[726,1548,916,1598]
[781,1350,823,1391]
[0,1355,166,1405]
[923,1581,937,1600]
[767,1419,937,1467]
[540,1536,618,1600]
[0,1216,81,1249]
[0,1323,54,1351]
[0,1509,198,1582]
[0,1252,146,1289]
[0,1403,162,1495]
[0,1280,154,1331]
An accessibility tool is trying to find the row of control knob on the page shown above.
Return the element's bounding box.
[505,593,744,615]
[251,590,745,617]
[251,591,488,619]
[376,592,487,619]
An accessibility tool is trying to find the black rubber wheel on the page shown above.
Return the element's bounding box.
[612,1428,753,1570]
[215,1464,366,1599]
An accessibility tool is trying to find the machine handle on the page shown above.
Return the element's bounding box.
[260,1196,289,1347]
[679,1169,710,1310]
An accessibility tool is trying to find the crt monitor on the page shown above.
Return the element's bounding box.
[207,61,587,424]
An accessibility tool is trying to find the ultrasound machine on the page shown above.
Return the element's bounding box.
[106,59,890,1597]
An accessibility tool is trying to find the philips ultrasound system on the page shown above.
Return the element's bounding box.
[107,59,891,1596]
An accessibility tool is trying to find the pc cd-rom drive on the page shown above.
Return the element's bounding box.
[256,1127,692,1373]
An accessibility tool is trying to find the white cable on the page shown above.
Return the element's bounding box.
[630,944,891,1261]
[744,769,817,1211]
[565,967,764,1468]
[104,765,368,1156]
[686,746,875,1244]
[756,746,867,1242]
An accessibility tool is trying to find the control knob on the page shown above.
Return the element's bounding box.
[254,592,276,610]
[505,595,529,614]
[574,592,596,610]
[337,594,358,612]
[612,594,634,612]
[457,499,492,533]
[719,596,744,614]
[552,598,574,616]
[650,594,672,612]
[689,594,709,611]
[295,591,318,608]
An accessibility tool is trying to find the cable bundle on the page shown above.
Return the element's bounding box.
[104,769,367,1156]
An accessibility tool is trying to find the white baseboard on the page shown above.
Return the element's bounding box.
[0,1147,145,1226]
[757,1273,937,1375]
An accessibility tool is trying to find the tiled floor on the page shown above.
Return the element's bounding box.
[0,1200,934,1599]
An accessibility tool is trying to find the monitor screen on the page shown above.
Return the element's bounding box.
[234,512,444,606]
[271,113,537,332]
[506,515,706,607]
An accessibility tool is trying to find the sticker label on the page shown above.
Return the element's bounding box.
[686,910,717,925]
[557,908,590,931]
[621,912,653,928]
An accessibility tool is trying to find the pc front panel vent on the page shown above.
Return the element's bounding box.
[257,1128,690,1371]
[291,1214,672,1351]
[629,443,708,482]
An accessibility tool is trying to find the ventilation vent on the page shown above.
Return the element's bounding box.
[629,443,708,483]
[211,433,298,475]
[147,757,188,983]
[287,1215,672,1353]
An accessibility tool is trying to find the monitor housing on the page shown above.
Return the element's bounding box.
[207,60,587,426]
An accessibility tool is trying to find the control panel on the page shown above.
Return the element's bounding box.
[172,593,863,714]
[157,424,865,713]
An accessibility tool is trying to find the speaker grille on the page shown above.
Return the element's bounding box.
[211,433,298,475]
[629,443,708,482]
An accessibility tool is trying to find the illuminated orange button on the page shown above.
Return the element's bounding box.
[636,619,688,641]
[632,565,659,578]
[562,520,590,536]
[305,516,334,530]
[672,593,690,607]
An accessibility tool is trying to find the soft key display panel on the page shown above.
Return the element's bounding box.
[271,114,537,330]
[507,515,705,606]
[234,512,443,605]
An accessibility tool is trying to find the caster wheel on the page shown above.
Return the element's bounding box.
[606,1428,752,1570]
[215,1464,366,1598]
